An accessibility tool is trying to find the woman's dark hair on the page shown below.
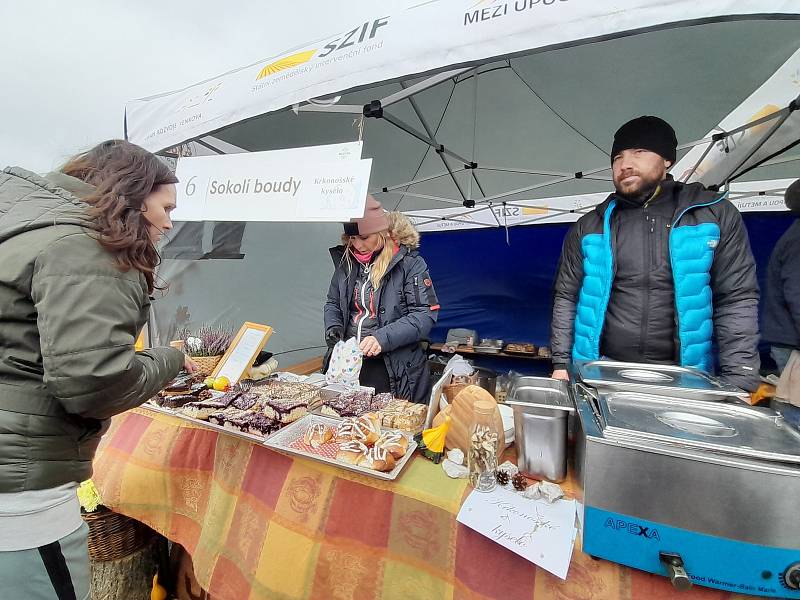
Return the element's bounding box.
[60,139,178,293]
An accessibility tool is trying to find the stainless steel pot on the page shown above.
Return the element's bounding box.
[506,376,575,482]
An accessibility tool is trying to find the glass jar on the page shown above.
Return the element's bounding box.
[468,400,499,492]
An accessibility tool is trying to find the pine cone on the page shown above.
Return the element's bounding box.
[495,470,510,486]
[512,473,528,491]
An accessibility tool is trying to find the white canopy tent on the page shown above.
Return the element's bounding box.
[129,2,800,359]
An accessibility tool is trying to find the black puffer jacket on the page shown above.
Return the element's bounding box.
[600,191,679,364]
[762,218,800,349]
[323,216,439,403]
[551,179,760,391]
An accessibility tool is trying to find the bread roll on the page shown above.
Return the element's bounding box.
[355,414,381,445]
[376,431,409,459]
[303,423,333,448]
[358,446,396,472]
[335,441,368,464]
[335,418,360,442]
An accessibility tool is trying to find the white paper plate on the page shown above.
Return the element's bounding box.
[499,404,515,447]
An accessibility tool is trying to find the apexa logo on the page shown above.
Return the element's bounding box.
[603,518,662,541]
[255,17,389,80]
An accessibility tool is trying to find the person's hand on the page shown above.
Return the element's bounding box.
[325,326,343,348]
[184,355,199,374]
[551,369,569,381]
[359,336,382,357]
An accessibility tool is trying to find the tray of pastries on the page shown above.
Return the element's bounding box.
[264,413,417,481]
[318,388,427,434]
[143,376,322,444]
[504,342,537,355]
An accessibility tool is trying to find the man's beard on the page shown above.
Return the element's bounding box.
[614,171,664,205]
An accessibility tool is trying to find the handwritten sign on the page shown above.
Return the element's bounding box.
[456,485,577,579]
[211,322,273,384]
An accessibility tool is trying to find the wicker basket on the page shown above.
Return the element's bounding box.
[443,383,468,405]
[191,354,223,377]
[82,507,154,562]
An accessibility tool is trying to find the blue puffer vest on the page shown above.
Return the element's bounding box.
[572,193,727,372]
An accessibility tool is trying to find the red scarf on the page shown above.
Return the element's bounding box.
[351,241,399,264]
[352,249,374,264]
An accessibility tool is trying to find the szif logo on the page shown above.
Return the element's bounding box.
[256,50,317,81]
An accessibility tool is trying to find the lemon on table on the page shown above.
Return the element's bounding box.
[203,376,216,389]
[213,376,230,391]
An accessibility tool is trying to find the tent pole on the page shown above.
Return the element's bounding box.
[396,81,472,202]
[396,79,489,204]
[195,139,227,155]
[755,152,800,169]
[479,165,577,177]
[469,68,477,201]
[680,135,719,182]
[723,108,793,186]
[371,108,469,202]
[473,174,577,203]
[381,67,470,108]
[376,168,459,192]
[438,153,469,203]
[469,67,487,200]
[730,137,800,183]
[378,190,464,206]
[727,95,800,182]
[372,106,473,165]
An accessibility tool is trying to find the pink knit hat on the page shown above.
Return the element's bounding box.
[344,195,389,236]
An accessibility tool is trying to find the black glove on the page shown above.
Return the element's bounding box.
[325,326,343,348]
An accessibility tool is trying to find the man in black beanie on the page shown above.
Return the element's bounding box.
[551,116,760,391]
[762,179,800,373]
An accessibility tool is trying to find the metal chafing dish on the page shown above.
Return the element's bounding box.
[599,392,800,464]
[573,382,800,597]
[506,376,575,482]
[575,360,749,402]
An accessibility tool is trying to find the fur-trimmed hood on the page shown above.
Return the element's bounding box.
[386,211,420,249]
[336,210,421,252]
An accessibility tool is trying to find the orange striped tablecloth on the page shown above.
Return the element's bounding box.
[93,408,753,600]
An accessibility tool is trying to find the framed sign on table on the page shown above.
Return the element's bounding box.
[211,322,273,384]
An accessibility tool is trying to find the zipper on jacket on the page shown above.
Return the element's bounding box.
[356,264,372,342]
[413,275,421,305]
[640,210,651,358]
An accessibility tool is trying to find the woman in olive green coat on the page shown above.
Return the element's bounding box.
[0,140,195,599]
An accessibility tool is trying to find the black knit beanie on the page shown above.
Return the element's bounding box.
[786,179,800,214]
[611,116,678,165]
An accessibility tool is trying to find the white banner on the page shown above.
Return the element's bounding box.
[126,1,800,152]
[408,179,795,232]
[173,142,371,222]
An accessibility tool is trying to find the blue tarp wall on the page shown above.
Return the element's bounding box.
[423,213,796,364]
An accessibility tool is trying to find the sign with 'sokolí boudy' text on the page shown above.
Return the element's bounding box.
[173,142,371,222]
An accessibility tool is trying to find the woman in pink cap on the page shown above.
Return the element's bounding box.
[324,196,440,403]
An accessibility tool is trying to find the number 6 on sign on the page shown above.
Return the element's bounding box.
[185,176,197,196]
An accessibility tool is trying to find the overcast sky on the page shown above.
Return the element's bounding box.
[0,1,415,172]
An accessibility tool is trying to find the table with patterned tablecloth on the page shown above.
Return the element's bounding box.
[93,408,756,600]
